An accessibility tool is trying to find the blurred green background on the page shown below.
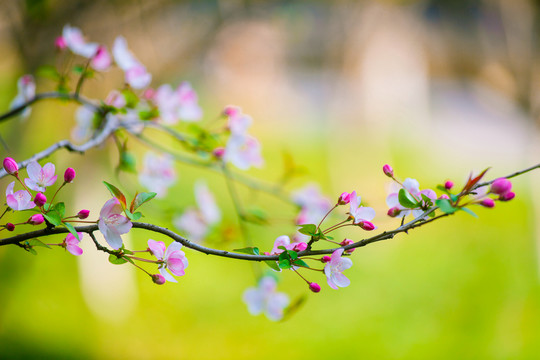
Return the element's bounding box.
[1,0,540,359]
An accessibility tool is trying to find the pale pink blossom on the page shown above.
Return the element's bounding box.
[98,198,132,249]
[62,25,99,58]
[176,82,202,121]
[91,45,112,71]
[72,105,96,142]
[324,248,353,290]
[386,178,437,219]
[348,191,376,228]
[5,182,35,211]
[154,82,202,124]
[292,184,332,225]
[148,239,188,283]
[63,232,84,256]
[268,235,307,255]
[138,152,177,197]
[112,36,152,89]
[10,75,35,119]
[24,161,57,192]
[242,276,289,321]
[225,106,252,136]
[105,90,127,108]
[224,134,263,170]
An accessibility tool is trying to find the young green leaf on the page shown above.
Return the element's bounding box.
[103,181,127,209]
[27,239,51,249]
[130,192,157,212]
[298,224,317,236]
[398,188,419,209]
[63,222,80,241]
[44,211,62,226]
[108,254,128,265]
[435,199,458,214]
[293,259,310,268]
[52,202,66,218]
[460,207,478,218]
[233,247,260,255]
[264,260,281,271]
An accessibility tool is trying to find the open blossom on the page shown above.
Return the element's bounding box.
[324,248,353,290]
[243,276,289,321]
[91,45,112,71]
[24,161,57,192]
[225,106,252,136]
[174,182,221,242]
[112,36,152,89]
[386,178,436,219]
[268,235,307,255]
[348,191,376,229]
[292,183,332,227]
[154,82,202,124]
[6,182,35,211]
[98,198,132,249]
[9,75,35,119]
[148,239,188,283]
[72,105,97,142]
[62,25,99,58]
[62,233,84,256]
[224,134,263,170]
[138,152,177,198]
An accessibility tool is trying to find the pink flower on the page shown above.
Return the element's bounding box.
[55,36,67,50]
[112,36,152,89]
[386,178,436,219]
[226,107,252,136]
[490,178,512,196]
[348,191,376,228]
[27,214,44,225]
[242,276,289,321]
[224,134,264,170]
[324,248,353,290]
[337,192,351,205]
[292,184,332,225]
[138,152,177,198]
[91,45,112,71]
[269,235,307,255]
[3,157,18,175]
[148,239,188,283]
[62,25,99,58]
[24,161,57,192]
[34,193,47,207]
[153,82,202,124]
[174,182,221,242]
[176,82,202,121]
[6,182,35,211]
[105,90,127,108]
[98,198,132,249]
[10,75,35,119]
[62,233,84,256]
[72,105,96,142]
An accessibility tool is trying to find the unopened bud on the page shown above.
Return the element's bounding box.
[383,164,394,177]
[34,193,47,207]
[77,209,90,219]
[337,192,351,205]
[490,178,512,196]
[6,223,15,231]
[54,36,67,50]
[481,198,495,208]
[387,207,401,217]
[444,181,454,190]
[28,214,44,225]
[359,221,376,231]
[438,194,450,200]
[309,282,321,293]
[340,238,355,254]
[499,192,515,202]
[152,274,166,285]
[64,167,76,183]
[213,147,225,159]
[3,157,18,175]
[293,242,307,252]
[322,255,331,263]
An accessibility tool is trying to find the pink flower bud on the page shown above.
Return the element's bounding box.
[64,167,76,183]
[337,192,351,205]
[499,192,515,202]
[142,88,156,100]
[152,274,166,285]
[387,207,401,217]
[480,198,495,208]
[383,164,394,177]
[28,214,44,225]
[340,238,355,254]
[213,147,225,158]
[293,242,308,252]
[223,106,240,117]
[6,223,15,231]
[444,181,454,190]
[322,255,331,263]
[438,194,450,200]
[490,178,512,196]
[55,36,67,50]
[359,221,376,231]
[78,209,90,219]
[34,193,47,207]
[309,282,321,293]
[3,157,18,175]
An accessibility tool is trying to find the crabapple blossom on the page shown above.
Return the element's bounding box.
[324,248,353,290]
[9,75,35,119]
[176,82,202,121]
[444,181,454,190]
[6,182,35,211]
[55,36,67,50]
[386,178,436,219]
[72,105,96,142]
[112,36,152,89]
[338,192,351,205]
[147,239,188,283]
[34,193,47,207]
[62,25,99,58]
[225,106,252,136]
[242,276,289,321]
[27,214,44,225]
[348,191,376,229]
[500,192,515,201]
[224,134,264,170]
[340,238,355,254]
[268,235,307,255]
[3,157,18,175]
[152,274,166,285]
[91,45,112,71]
[62,233,84,256]
[98,198,132,249]
[105,90,127,108]
[64,168,76,183]
[154,82,202,124]
[481,198,495,208]
[292,184,332,225]
[24,161,57,192]
[490,178,512,196]
[138,152,177,198]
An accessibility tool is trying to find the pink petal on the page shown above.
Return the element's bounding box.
[148,239,166,259]
[67,244,83,256]
[167,257,186,276]
[164,242,183,259]
[330,272,350,288]
[5,182,14,196]
[159,267,177,283]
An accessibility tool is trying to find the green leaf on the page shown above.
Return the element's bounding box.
[436,185,447,192]
[119,151,137,173]
[130,192,157,212]
[63,222,79,241]
[398,189,419,209]
[72,65,85,74]
[52,202,66,218]
[243,208,268,225]
[264,260,281,271]
[103,181,127,209]
[298,224,317,236]
[450,194,459,202]
[287,250,298,260]
[421,194,433,206]
[278,259,292,269]
[129,212,142,221]
[27,239,51,249]
[36,65,60,80]
[435,199,458,214]
[293,259,309,268]
[233,247,260,255]
[138,108,159,121]
[460,207,478,218]
[108,254,128,265]
[26,247,38,255]
[43,211,62,226]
